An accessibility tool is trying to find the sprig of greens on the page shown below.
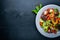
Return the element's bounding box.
[32,4,43,14]
[54,8,58,12]
[58,12,60,17]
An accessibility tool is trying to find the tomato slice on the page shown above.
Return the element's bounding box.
[51,30,57,34]
[40,22,43,26]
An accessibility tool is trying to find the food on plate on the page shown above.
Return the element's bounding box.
[40,8,60,34]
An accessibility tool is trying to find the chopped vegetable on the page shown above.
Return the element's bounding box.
[40,18,44,22]
[40,8,60,34]
[58,12,60,17]
[44,10,48,15]
[44,26,48,32]
[54,8,59,15]
[40,22,43,26]
[49,8,54,13]
[54,8,58,13]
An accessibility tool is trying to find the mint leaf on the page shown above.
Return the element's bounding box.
[35,6,40,11]
[32,4,43,14]
[32,10,38,14]
[40,4,43,9]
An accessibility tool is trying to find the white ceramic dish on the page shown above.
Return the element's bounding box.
[36,4,60,38]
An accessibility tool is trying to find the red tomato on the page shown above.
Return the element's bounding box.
[40,22,43,26]
[47,8,54,13]
[51,30,57,34]
[46,14,50,20]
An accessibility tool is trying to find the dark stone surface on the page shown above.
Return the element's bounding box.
[0,0,60,40]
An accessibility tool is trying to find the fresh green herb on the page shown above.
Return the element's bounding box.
[40,4,43,9]
[35,6,40,11]
[32,10,38,14]
[44,26,48,32]
[58,12,60,17]
[54,8,58,12]
[32,4,43,14]
[42,22,48,32]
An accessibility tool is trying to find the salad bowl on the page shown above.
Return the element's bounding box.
[36,4,60,38]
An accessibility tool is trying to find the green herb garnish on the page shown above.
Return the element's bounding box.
[32,4,43,14]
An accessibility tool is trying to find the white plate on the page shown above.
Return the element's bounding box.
[36,4,60,38]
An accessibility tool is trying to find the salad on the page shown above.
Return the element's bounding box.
[40,8,60,34]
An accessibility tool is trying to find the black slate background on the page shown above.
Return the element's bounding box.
[0,0,60,40]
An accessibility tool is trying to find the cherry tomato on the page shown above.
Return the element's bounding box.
[51,30,57,34]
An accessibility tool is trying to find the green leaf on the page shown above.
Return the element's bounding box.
[43,22,46,27]
[40,4,43,9]
[32,10,38,14]
[54,8,58,12]
[42,22,48,32]
[32,4,43,15]
[57,12,60,17]
[46,20,51,24]
[35,6,40,11]
[44,26,48,32]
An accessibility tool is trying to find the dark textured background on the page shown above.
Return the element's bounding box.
[0,0,60,40]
